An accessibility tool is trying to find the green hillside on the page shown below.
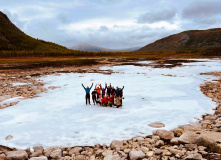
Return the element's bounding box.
[0,11,70,52]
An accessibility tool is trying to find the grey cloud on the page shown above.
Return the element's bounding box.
[137,8,177,23]
[57,13,71,24]
[3,9,25,29]
[182,1,221,25]
[99,26,109,32]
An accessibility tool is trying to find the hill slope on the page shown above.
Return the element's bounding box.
[70,43,140,52]
[70,43,113,52]
[0,11,70,51]
[139,28,221,51]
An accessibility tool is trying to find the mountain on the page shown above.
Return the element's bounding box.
[70,43,139,52]
[0,11,70,51]
[139,28,221,51]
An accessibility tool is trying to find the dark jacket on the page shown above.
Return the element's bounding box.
[91,90,97,97]
[111,88,115,95]
[119,86,124,97]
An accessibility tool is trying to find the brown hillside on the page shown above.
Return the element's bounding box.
[139,28,221,51]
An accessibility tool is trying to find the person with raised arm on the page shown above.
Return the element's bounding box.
[107,83,112,97]
[101,82,107,97]
[95,84,101,99]
[82,83,93,105]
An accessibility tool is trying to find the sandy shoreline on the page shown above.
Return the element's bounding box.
[0,59,221,160]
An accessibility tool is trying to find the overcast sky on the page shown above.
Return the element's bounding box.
[1,0,221,49]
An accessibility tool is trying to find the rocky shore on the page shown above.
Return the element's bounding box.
[0,62,221,160]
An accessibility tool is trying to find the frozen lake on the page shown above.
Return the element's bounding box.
[0,59,221,149]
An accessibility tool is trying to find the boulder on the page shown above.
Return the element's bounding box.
[141,147,149,153]
[75,155,86,160]
[63,156,71,160]
[102,150,113,157]
[185,153,202,160]
[146,151,154,157]
[43,147,57,157]
[110,141,124,150]
[6,150,28,160]
[50,149,62,159]
[148,122,165,128]
[69,147,82,156]
[154,129,174,140]
[0,154,6,160]
[33,146,44,153]
[5,136,13,141]
[104,155,121,160]
[0,146,13,153]
[196,131,221,153]
[129,151,145,160]
[178,131,199,144]
[29,157,48,160]
[170,137,179,144]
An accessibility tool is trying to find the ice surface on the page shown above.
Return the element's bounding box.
[12,83,29,86]
[0,97,23,105]
[0,59,221,149]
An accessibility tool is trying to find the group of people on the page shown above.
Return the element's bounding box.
[82,83,124,108]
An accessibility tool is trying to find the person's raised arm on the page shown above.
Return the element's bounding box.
[122,86,124,90]
[90,83,93,90]
[82,84,86,89]
[100,84,102,90]
[105,82,107,90]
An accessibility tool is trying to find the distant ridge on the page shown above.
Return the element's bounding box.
[70,43,140,52]
[139,28,221,51]
[0,11,70,52]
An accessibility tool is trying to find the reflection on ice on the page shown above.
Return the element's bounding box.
[0,59,220,149]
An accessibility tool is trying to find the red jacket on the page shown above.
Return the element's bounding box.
[101,97,109,105]
[109,94,115,103]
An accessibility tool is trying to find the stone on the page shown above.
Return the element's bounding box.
[75,155,86,160]
[0,146,13,153]
[146,151,154,157]
[5,136,13,141]
[196,131,221,153]
[104,154,121,160]
[178,131,199,144]
[102,150,113,157]
[172,128,183,137]
[110,141,124,150]
[170,137,179,144]
[129,150,145,160]
[123,149,130,154]
[155,140,164,146]
[43,147,57,157]
[89,155,96,160]
[148,122,165,128]
[50,149,62,159]
[69,147,82,156]
[29,157,48,160]
[30,151,42,158]
[154,129,174,140]
[0,154,6,160]
[141,147,149,153]
[63,156,71,160]
[170,149,183,155]
[6,150,28,160]
[33,146,44,153]
[95,149,103,155]
[63,151,68,157]
[185,153,202,160]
